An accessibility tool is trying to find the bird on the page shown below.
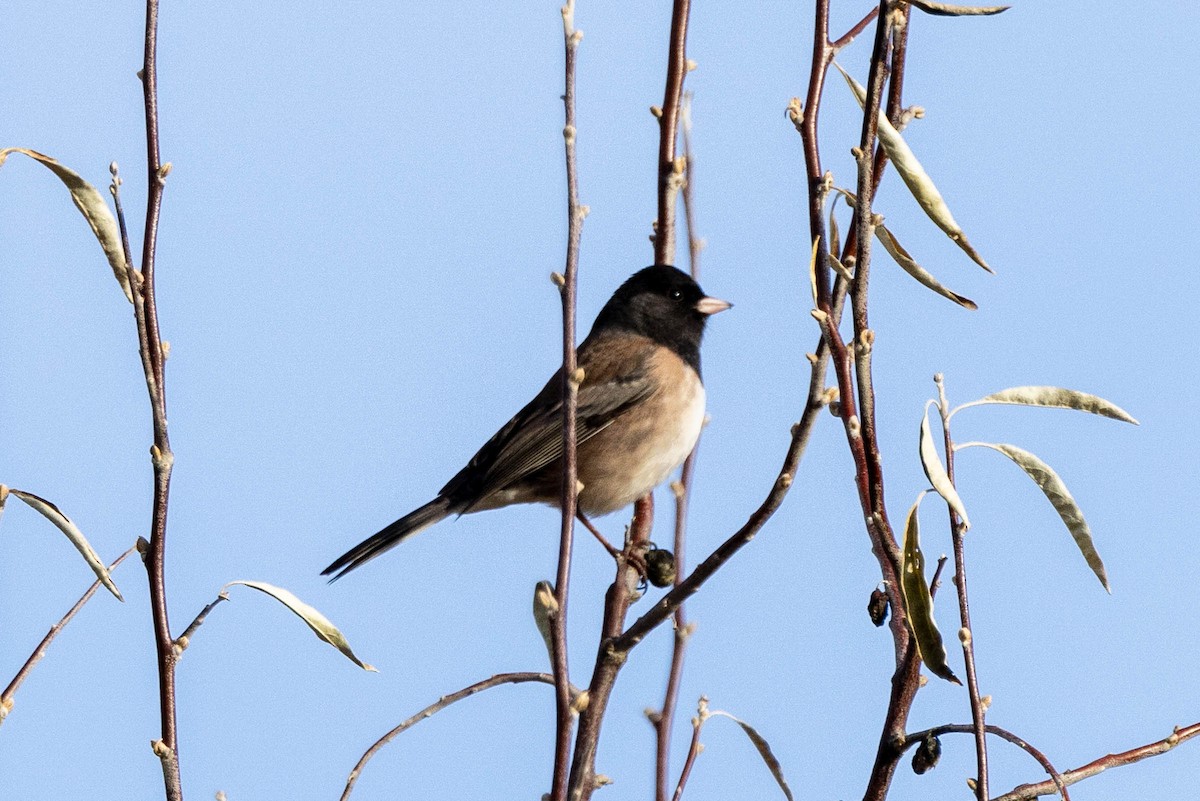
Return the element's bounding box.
[323,264,730,580]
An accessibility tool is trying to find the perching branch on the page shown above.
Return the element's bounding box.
[0,545,137,724]
[339,672,561,801]
[551,3,586,800]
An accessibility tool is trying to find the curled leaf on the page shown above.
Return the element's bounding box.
[957,442,1111,591]
[900,491,960,684]
[9,489,122,601]
[807,236,820,305]
[224,580,376,670]
[828,194,842,261]
[908,0,1010,15]
[0,148,133,302]
[919,404,970,528]
[952,386,1138,424]
[708,710,795,801]
[532,580,557,662]
[877,224,977,309]
[833,64,993,274]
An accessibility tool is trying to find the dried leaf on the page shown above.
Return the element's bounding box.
[532,580,557,662]
[919,404,970,528]
[828,195,842,261]
[957,442,1111,592]
[0,148,133,302]
[877,223,977,309]
[952,386,1138,424]
[908,0,1010,16]
[900,492,960,684]
[833,64,994,274]
[9,489,123,601]
[708,710,795,801]
[807,236,820,305]
[224,580,376,670]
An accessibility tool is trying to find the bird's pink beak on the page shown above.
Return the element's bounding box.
[695,296,732,316]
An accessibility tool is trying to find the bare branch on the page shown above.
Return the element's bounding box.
[339,672,560,801]
[653,0,692,265]
[1,546,137,722]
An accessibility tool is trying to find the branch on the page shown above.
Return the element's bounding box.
[990,722,1200,801]
[904,723,1068,800]
[133,1,181,796]
[339,672,560,801]
[653,0,692,265]
[935,374,990,797]
[1,545,137,723]
[652,91,702,801]
[671,700,707,801]
[550,4,586,800]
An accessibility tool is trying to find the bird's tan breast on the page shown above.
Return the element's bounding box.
[576,346,705,516]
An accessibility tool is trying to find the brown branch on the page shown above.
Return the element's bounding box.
[174,591,231,651]
[133,1,181,796]
[567,496,655,800]
[653,0,692,266]
[990,722,1200,801]
[551,4,585,800]
[935,375,989,797]
[339,672,559,801]
[1,546,137,722]
[652,93,702,801]
[671,702,707,801]
[904,723,1068,801]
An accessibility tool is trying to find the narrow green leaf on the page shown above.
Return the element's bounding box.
[908,0,1010,15]
[225,580,377,670]
[709,710,795,801]
[919,404,971,528]
[952,386,1138,424]
[833,64,994,274]
[900,492,960,684]
[957,442,1111,592]
[877,223,977,309]
[0,148,133,303]
[9,489,122,601]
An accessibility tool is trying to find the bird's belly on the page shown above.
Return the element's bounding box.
[576,370,705,516]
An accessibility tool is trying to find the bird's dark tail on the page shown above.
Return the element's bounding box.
[323,497,453,581]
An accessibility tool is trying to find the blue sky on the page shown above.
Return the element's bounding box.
[2,2,1198,799]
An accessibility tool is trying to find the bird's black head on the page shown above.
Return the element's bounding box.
[590,265,730,374]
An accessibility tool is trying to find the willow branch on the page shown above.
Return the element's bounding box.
[551,4,585,800]
[934,375,989,797]
[990,722,1200,801]
[671,705,706,801]
[0,546,137,722]
[339,672,560,801]
[653,0,691,266]
[652,92,702,801]
[904,723,1068,801]
[133,1,181,796]
[567,497,655,801]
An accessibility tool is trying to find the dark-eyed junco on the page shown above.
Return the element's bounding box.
[323,264,729,580]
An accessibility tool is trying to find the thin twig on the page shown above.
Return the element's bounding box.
[1,546,137,721]
[904,723,1068,800]
[551,3,585,800]
[567,497,655,800]
[652,91,703,801]
[990,722,1200,801]
[671,704,707,801]
[135,1,181,796]
[935,374,989,797]
[653,0,692,266]
[339,672,559,801]
[174,592,231,650]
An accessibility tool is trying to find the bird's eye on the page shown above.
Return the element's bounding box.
[669,289,683,301]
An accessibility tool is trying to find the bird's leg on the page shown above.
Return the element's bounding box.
[576,511,649,584]
[576,511,621,559]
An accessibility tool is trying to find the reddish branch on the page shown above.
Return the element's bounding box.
[130,0,182,797]
[551,3,585,800]
[1,546,137,719]
[653,0,691,266]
